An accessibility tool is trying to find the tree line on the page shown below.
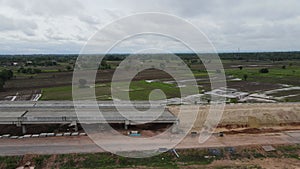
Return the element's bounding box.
[1,52,300,63]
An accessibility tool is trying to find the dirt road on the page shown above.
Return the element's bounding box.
[0,130,299,156]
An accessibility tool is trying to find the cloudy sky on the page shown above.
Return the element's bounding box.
[0,0,299,54]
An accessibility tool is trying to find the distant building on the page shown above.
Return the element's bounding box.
[11,62,18,66]
[26,61,33,65]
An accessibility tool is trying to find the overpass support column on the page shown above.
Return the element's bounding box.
[125,120,130,130]
[74,125,78,131]
[74,121,78,132]
[171,120,180,134]
[69,121,78,132]
[22,125,26,134]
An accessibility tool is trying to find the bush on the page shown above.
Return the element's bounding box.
[243,74,248,81]
[66,66,72,71]
[259,68,269,73]
[17,67,41,74]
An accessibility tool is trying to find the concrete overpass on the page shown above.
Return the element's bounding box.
[0,101,178,134]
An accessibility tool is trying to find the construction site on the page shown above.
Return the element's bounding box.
[0,101,299,168]
[0,101,299,144]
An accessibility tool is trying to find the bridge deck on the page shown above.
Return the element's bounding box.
[0,101,177,125]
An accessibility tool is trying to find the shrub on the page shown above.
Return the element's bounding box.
[259,68,269,73]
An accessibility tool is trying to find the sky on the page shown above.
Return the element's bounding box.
[0,0,300,54]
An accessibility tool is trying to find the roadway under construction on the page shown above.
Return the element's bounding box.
[0,101,178,134]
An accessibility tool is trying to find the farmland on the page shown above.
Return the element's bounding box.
[1,52,300,102]
[0,53,300,169]
[41,80,181,101]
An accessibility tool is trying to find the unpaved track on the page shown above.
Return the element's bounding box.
[0,130,299,156]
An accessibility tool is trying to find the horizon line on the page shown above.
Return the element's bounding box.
[0,50,300,56]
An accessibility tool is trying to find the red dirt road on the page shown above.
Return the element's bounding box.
[0,130,299,156]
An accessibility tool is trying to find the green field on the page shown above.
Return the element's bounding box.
[41,80,182,101]
[40,65,300,101]
[225,66,300,85]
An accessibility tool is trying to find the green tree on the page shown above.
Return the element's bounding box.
[0,69,13,90]
[0,69,13,80]
[0,78,4,90]
[243,74,248,81]
[33,69,42,74]
[66,66,72,71]
[259,68,269,73]
[98,60,111,70]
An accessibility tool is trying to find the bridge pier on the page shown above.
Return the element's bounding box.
[125,120,130,130]
[69,121,78,132]
[21,125,26,134]
[171,120,180,134]
[74,123,78,132]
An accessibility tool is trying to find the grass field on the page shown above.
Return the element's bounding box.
[114,80,181,100]
[225,66,300,85]
[41,80,181,101]
[40,65,300,101]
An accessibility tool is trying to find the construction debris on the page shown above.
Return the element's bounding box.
[262,145,276,152]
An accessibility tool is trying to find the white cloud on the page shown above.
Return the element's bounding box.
[0,0,299,54]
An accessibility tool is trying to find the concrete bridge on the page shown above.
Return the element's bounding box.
[0,101,178,134]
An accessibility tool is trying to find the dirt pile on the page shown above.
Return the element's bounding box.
[168,103,300,133]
